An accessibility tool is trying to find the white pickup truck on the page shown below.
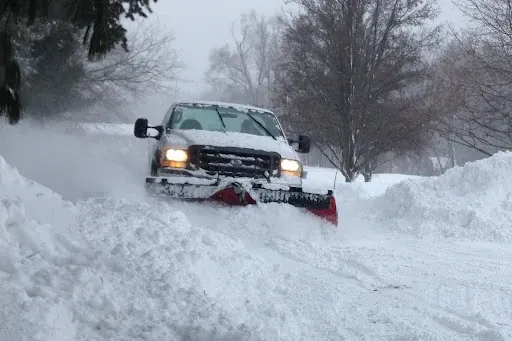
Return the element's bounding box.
[133,100,338,225]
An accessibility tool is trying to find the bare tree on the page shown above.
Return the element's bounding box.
[275,0,441,182]
[204,10,282,108]
[433,0,512,156]
[82,20,183,113]
[10,19,182,122]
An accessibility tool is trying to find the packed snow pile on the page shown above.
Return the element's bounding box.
[0,155,83,340]
[75,197,309,341]
[0,155,78,230]
[0,154,305,341]
[377,151,512,242]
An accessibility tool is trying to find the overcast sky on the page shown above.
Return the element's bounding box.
[140,0,465,100]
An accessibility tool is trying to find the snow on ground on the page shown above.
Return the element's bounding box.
[303,165,420,197]
[0,119,147,201]
[1,120,511,340]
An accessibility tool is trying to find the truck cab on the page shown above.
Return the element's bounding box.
[135,100,311,186]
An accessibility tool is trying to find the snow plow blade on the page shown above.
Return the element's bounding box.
[145,177,338,226]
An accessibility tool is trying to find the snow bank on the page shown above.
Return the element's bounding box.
[0,155,77,231]
[377,151,512,242]
[0,154,84,340]
[0,153,308,340]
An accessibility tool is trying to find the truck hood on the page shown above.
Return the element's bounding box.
[163,129,299,160]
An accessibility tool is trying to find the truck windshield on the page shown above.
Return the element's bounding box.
[168,104,284,138]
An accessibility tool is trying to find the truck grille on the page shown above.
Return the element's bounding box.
[189,145,281,178]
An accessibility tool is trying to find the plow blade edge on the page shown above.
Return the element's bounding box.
[145,177,338,226]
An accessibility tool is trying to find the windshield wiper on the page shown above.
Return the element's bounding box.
[214,106,228,134]
[246,111,277,140]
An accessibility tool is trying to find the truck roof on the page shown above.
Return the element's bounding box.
[172,100,274,114]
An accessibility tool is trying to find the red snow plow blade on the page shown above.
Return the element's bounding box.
[145,177,338,226]
[307,195,338,225]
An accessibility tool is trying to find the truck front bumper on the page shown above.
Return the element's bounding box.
[145,176,338,226]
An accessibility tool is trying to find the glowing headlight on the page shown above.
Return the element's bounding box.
[165,149,188,162]
[281,159,302,176]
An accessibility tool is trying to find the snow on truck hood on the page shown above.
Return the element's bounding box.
[163,129,299,160]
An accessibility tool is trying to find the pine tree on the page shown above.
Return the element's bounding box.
[0,0,157,124]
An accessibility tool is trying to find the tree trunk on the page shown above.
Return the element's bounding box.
[362,162,372,182]
[343,150,359,182]
[449,139,456,168]
[345,171,358,182]
[0,31,21,125]
[344,153,359,182]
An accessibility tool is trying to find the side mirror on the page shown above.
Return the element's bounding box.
[134,118,149,138]
[297,135,311,153]
[134,118,163,140]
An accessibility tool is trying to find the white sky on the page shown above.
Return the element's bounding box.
[140,0,466,98]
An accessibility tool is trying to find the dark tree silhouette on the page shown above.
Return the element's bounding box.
[0,32,21,124]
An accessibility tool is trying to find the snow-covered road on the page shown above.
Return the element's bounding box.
[0,121,511,340]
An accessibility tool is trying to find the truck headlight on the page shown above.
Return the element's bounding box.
[163,149,188,168]
[280,159,302,177]
[165,149,188,162]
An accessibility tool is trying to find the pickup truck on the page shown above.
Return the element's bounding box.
[133,100,338,225]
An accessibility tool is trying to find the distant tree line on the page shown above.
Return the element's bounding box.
[3,0,511,181]
[203,0,512,181]
[0,0,181,124]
